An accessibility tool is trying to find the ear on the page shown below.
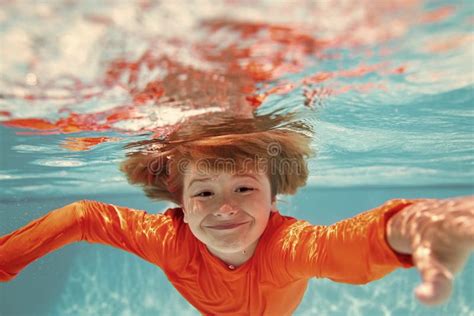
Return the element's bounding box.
[270,197,277,212]
[180,205,189,223]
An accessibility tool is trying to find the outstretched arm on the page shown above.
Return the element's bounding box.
[0,201,83,281]
[269,199,417,285]
[0,200,180,282]
[269,197,473,305]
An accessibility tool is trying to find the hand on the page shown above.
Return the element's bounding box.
[387,196,474,306]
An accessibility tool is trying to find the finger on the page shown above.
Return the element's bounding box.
[412,245,454,306]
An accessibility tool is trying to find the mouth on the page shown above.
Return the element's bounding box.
[204,221,249,230]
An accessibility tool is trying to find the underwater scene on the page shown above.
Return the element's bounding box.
[0,0,473,315]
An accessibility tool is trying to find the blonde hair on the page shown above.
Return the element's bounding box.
[120,111,315,205]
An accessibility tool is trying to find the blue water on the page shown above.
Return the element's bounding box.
[1,0,473,315]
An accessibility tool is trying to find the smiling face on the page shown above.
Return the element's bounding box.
[181,161,275,260]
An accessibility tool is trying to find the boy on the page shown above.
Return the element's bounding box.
[1,112,473,315]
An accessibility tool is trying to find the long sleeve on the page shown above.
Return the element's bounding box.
[0,200,180,282]
[267,199,417,284]
[79,200,179,268]
[0,201,83,281]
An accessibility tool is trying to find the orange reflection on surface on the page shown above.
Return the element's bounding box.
[1,0,435,141]
[2,118,58,131]
[61,136,121,151]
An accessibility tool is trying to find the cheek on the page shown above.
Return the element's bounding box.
[251,193,272,211]
[184,203,206,225]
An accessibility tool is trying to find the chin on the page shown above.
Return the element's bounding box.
[213,240,249,253]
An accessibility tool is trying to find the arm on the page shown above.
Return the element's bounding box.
[317,199,416,284]
[0,200,179,282]
[0,201,83,281]
[269,199,417,284]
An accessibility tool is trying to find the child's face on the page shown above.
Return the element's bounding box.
[182,162,274,255]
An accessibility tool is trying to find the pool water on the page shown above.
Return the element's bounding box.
[1,0,473,315]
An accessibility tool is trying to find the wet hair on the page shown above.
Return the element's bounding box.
[120,110,315,205]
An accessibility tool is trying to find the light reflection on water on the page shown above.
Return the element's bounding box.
[0,0,472,197]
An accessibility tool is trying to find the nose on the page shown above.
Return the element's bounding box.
[213,202,239,217]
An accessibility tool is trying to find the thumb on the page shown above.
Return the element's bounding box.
[413,245,454,306]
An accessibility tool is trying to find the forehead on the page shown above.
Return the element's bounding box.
[183,161,267,184]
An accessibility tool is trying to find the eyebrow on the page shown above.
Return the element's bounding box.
[188,177,214,189]
[187,174,260,189]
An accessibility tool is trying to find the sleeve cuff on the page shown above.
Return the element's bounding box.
[380,199,416,268]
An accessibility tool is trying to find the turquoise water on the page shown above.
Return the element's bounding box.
[1,0,473,315]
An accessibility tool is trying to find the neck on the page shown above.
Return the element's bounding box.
[207,240,259,267]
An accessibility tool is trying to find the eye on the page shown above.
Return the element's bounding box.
[193,191,213,198]
[236,187,254,193]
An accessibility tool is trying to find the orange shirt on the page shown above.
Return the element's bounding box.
[0,199,414,315]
